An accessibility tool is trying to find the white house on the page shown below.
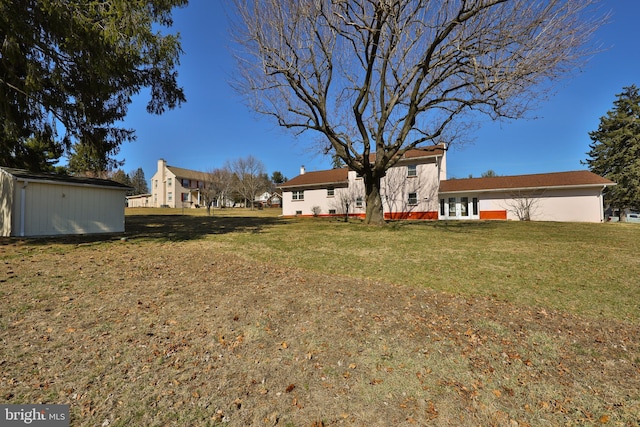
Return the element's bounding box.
[279,145,615,223]
[126,193,152,208]
[150,159,239,208]
[0,167,130,237]
[150,159,209,208]
[280,145,447,219]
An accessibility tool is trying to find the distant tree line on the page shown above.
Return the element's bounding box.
[110,168,149,196]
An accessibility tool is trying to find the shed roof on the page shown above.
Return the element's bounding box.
[439,170,614,193]
[0,167,132,190]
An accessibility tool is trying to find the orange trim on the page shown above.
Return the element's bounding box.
[479,210,507,220]
[385,211,438,220]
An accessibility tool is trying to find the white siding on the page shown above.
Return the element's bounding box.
[15,182,126,236]
[0,171,14,236]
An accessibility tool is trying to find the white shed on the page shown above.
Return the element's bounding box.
[1,167,131,237]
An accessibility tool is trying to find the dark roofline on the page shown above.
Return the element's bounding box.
[1,167,132,190]
[439,170,615,194]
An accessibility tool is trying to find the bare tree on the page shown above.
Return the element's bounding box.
[230,0,604,224]
[504,190,544,221]
[228,155,269,210]
[200,167,235,215]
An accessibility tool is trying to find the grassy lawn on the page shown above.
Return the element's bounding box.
[1,209,638,426]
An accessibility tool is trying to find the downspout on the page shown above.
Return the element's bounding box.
[20,180,28,237]
[600,185,607,222]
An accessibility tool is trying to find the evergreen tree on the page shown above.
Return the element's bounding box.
[584,85,640,214]
[129,168,149,195]
[0,0,187,171]
[111,169,131,187]
[270,171,287,184]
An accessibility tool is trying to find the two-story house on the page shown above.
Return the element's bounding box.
[150,159,210,208]
[280,145,446,220]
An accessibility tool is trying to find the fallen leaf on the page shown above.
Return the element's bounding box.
[285,384,295,393]
[599,415,610,424]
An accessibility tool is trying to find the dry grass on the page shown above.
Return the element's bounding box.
[1,210,639,426]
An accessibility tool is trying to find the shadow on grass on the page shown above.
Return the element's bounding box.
[0,214,286,246]
[124,214,285,241]
[388,219,504,232]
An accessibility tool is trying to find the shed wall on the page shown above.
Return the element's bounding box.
[0,172,14,236]
[15,182,126,236]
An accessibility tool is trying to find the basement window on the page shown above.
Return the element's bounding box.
[408,192,418,205]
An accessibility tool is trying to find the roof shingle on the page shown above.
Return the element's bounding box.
[439,170,614,193]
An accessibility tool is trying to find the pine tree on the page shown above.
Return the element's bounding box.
[584,85,640,215]
[129,168,149,195]
[0,0,186,171]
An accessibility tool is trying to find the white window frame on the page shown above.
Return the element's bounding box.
[292,190,304,201]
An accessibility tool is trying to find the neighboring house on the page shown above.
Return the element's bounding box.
[126,193,151,208]
[279,146,615,223]
[255,190,283,208]
[0,167,130,237]
[150,159,234,208]
[151,159,205,208]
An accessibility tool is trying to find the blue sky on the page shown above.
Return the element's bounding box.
[111,0,640,182]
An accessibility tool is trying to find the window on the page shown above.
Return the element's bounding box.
[181,193,189,202]
[356,197,363,208]
[167,177,172,187]
[440,199,445,216]
[408,192,418,205]
[327,187,334,197]
[448,197,456,216]
[473,197,479,215]
[295,210,302,215]
[154,194,157,204]
[292,190,304,200]
[407,164,417,177]
[329,209,336,214]
[182,178,190,187]
[168,192,173,202]
[461,197,469,216]
[154,180,158,189]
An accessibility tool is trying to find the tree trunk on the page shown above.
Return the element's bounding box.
[364,175,385,225]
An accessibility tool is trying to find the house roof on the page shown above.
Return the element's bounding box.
[166,165,208,181]
[280,145,445,189]
[397,145,446,159]
[0,167,132,190]
[439,170,615,194]
[280,168,349,189]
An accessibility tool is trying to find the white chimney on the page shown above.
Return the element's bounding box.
[300,165,306,175]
